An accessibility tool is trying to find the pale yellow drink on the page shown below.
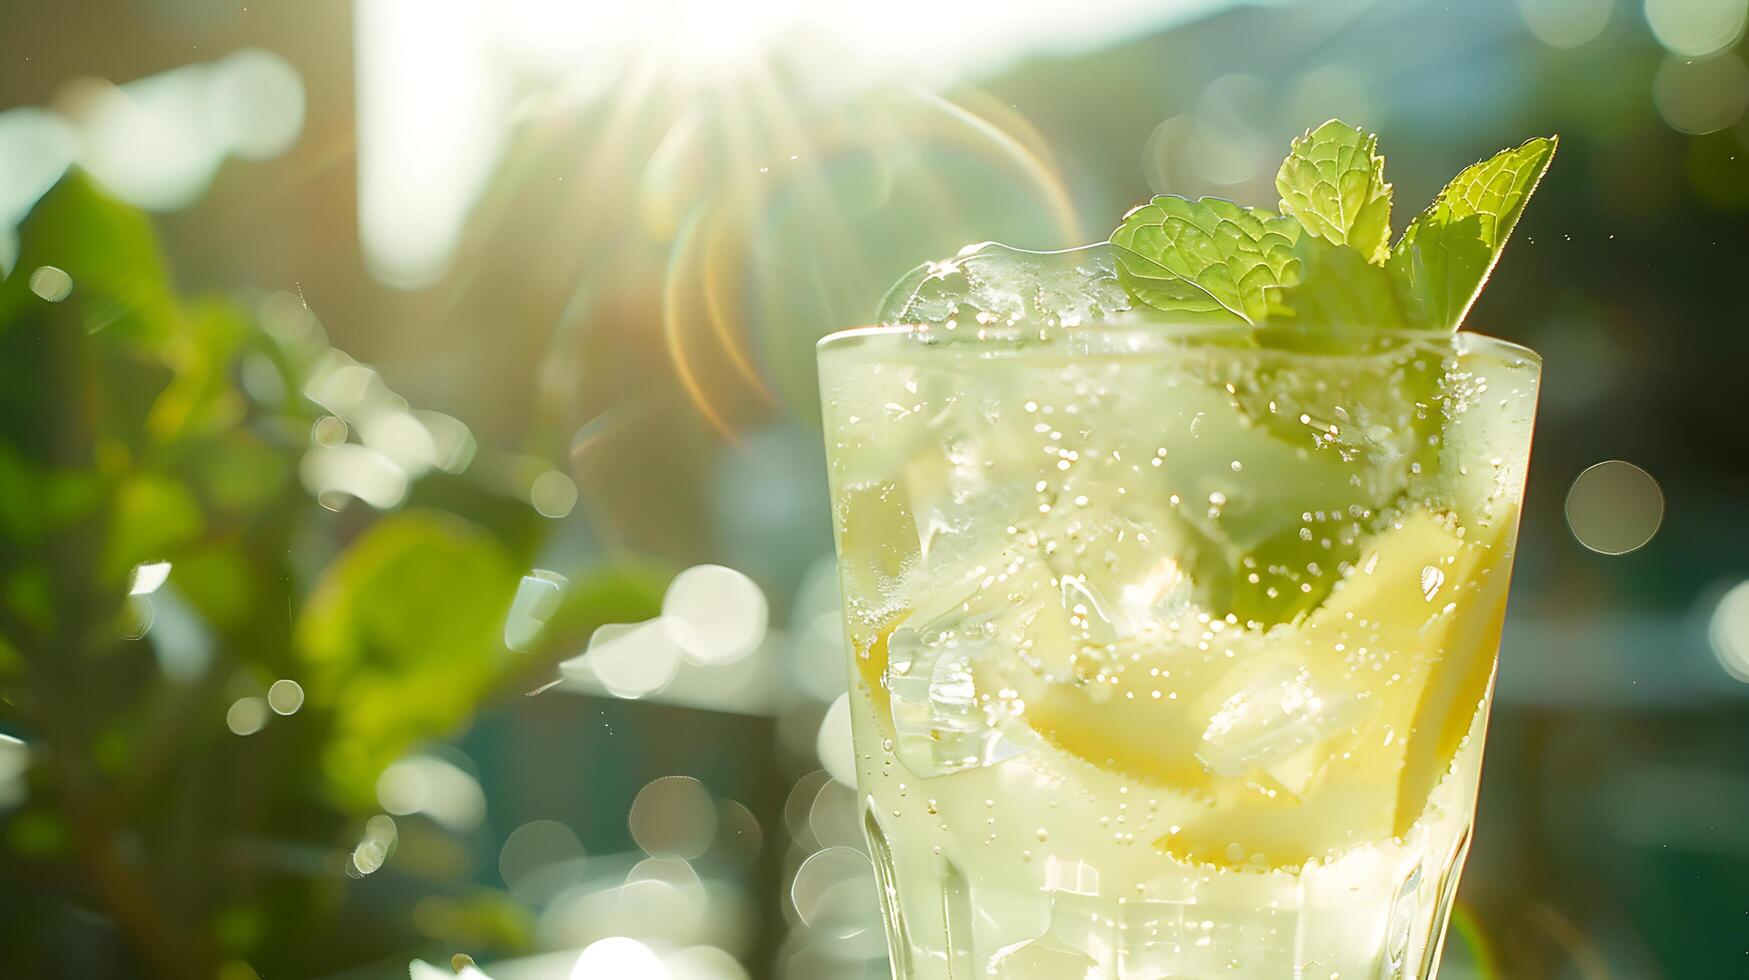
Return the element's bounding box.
[818,322,1538,979]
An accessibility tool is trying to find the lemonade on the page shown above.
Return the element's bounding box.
[819,120,1552,978]
[818,323,1538,978]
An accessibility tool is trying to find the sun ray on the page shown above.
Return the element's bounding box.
[663,205,739,442]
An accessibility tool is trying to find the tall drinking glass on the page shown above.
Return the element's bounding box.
[817,323,1539,979]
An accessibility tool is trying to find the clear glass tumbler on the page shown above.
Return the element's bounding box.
[817,323,1540,979]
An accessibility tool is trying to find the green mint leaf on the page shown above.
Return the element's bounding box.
[1109,196,1301,323]
[1275,120,1393,264]
[1263,237,1406,349]
[1389,135,1558,329]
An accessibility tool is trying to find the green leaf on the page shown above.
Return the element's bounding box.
[296,511,520,808]
[102,473,204,583]
[1275,120,1394,264]
[1264,238,1407,349]
[1389,135,1558,329]
[0,173,179,346]
[1109,196,1301,323]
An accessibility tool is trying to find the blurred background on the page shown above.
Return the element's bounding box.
[1,0,1747,977]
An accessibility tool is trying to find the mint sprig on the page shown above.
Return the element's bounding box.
[1275,120,1394,264]
[1110,120,1557,338]
[1109,196,1301,323]
[1104,121,1555,626]
[1390,135,1558,329]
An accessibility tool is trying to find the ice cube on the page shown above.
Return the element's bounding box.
[877,242,1131,335]
[1195,659,1374,798]
[1038,507,1195,646]
[886,592,1038,779]
[1043,856,1100,897]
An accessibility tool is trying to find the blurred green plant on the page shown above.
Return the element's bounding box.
[0,175,659,978]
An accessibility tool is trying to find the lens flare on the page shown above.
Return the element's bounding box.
[649,74,1083,442]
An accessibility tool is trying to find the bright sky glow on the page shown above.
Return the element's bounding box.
[354,0,1235,287]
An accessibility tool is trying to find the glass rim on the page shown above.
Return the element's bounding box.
[816,322,1540,364]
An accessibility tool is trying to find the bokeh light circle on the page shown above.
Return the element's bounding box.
[28,266,73,302]
[203,48,305,159]
[572,937,667,980]
[664,945,749,980]
[1709,581,1749,682]
[807,778,864,852]
[1520,0,1614,49]
[816,693,856,788]
[1190,73,1271,189]
[500,819,587,904]
[571,621,684,698]
[1645,0,1748,56]
[530,469,579,518]
[1653,52,1749,134]
[630,775,719,859]
[266,678,304,715]
[710,799,763,869]
[376,754,487,831]
[1288,65,1375,130]
[311,415,349,447]
[350,814,397,877]
[662,564,768,665]
[1565,460,1664,554]
[226,696,268,735]
[790,846,880,939]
